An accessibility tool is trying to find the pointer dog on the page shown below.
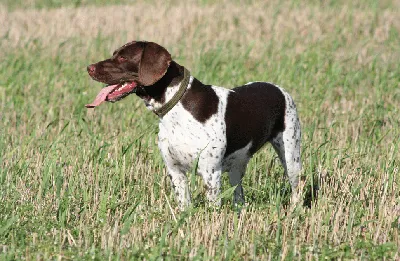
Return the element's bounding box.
[86,41,302,209]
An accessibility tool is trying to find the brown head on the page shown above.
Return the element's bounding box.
[85,41,173,107]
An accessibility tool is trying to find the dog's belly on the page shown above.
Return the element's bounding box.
[221,141,253,172]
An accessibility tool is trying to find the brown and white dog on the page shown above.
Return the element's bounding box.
[86,41,302,209]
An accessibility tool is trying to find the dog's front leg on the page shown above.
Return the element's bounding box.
[201,168,222,207]
[167,168,191,210]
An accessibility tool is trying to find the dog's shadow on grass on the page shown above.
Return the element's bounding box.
[245,175,320,209]
[285,176,320,208]
[302,178,320,208]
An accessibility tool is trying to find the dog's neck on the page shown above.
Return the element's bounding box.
[135,61,192,116]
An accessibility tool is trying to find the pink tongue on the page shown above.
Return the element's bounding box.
[85,84,118,108]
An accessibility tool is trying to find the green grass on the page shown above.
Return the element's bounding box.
[1,1,400,260]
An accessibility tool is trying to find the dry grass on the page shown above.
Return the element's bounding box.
[1,1,399,62]
[1,1,399,260]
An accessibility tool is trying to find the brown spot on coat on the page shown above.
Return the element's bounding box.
[224,82,285,157]
[181,78,219,123]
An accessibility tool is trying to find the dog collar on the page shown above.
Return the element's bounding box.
[154,67,190,118]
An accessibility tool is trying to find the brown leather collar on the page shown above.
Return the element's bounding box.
[154,67,190,117]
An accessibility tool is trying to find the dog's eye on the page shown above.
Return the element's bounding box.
[118,56,127,63]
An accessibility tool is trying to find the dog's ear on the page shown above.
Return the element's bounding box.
[139,42,172,86]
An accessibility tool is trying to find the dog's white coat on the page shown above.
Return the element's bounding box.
[155,75,301,209]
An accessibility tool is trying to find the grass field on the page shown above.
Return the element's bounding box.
[1,0,399,259]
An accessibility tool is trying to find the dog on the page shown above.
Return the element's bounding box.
[86,41,302,209]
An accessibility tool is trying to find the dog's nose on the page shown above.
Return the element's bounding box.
[87,64,96,74]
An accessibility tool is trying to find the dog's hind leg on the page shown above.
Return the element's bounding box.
[228,160,248,206]
[270,93,302,203]
[225,148,252,206]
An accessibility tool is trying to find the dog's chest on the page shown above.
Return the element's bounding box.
[158,87,229,171]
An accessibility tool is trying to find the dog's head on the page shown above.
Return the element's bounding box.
[86,41,172,107]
